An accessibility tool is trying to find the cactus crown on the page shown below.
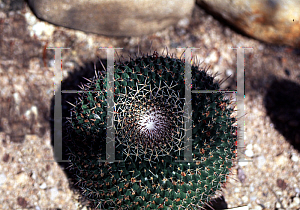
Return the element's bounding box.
[63,51,237,209]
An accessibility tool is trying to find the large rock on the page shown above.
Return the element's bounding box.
[196,0,300,48]
[27,0,195,37]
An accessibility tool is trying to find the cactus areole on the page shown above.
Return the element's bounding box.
[63,51,237,209]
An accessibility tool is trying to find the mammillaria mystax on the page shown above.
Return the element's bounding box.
[63,50,237,209]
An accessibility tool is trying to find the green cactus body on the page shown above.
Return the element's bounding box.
[64,52,237,209]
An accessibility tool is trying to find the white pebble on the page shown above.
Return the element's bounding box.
[16,173,29,185]
[13,92,21,105]
[253,144,261,153]
[293,197,300,205]
[24,106,38,120]
[226,69,234,77]
[245,149,254,157]
[31,106,38,120]
[32,22,46,37]
[291,153,299,162]
[177,18,190,27]
[205,50,219,64]
[254,205,263,210]
[25,12,38,25]
[275,202,281,209]
[48,59,55,67]
[0,173,7,186]
[50,187,59,200]
[31,172,37,180]
[40,182,47,189]
[242,195,248,203]
[256,155,266,168]
[32,22,55,38]
[238,161,249,167]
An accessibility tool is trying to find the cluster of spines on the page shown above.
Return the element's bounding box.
[114,78,186,164]
[63,52,237,209]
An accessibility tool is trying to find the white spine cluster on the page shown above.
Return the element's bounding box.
[114,80,186,163]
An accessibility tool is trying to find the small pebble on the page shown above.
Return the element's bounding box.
[275,202,282,209]
[13,92,21,105]
[205,50,219,64]
[31,172,37,180]
[254,205,263,210]
[246,144,253,150]
[276,178,287,190]
[241,195,248,203]
[16,173,29,185]
[65,61,75,69]
[238,167,246,183]
[291,153,299,162]
[39,182,47,189]
[31,21,55,38]
[24,12,38,25]
[177,17,190,27]
[253,143,261,153]
[245,148,254,157]
[0,173,7,186]
[282,199,288,208]
[293,197,300,205]
[256,155,266,168]
[275,155,289,166]
[226,69,233,77]
[238,161,249,167]
[17,197,27,208]
[48,59,55,67]
[50,187,59,200]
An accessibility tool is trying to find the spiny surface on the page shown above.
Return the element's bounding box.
[63,53,237,209]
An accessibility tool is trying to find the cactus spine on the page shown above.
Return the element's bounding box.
[63,51,237,209]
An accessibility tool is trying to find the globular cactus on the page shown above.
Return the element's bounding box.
[63,50,237,209]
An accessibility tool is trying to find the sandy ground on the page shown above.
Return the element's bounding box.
[0,1,300,209]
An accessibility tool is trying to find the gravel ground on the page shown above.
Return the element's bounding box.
[0,1,300,209]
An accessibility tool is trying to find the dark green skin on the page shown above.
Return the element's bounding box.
[64,54,237,209]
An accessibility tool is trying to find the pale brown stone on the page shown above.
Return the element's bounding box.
[27,0,194,36]
[196,0,300,47]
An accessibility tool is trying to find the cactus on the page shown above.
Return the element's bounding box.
[63,50,237,209]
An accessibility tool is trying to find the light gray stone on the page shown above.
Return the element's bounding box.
[27,0,194,37]
[196,0,300,47]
